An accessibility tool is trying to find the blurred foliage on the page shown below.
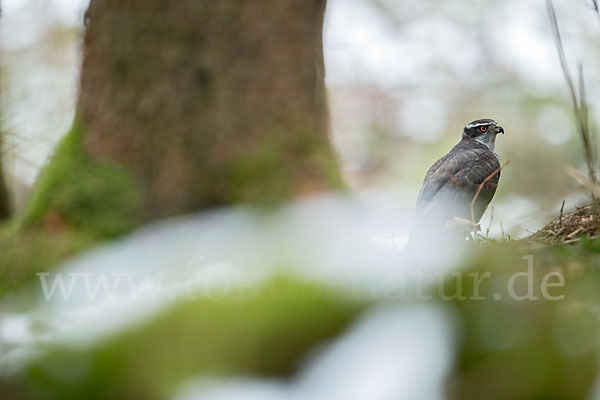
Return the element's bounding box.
[442,241,600,400]
[0,227,94,297]
[0,276,366,400]
[3,239,600,399]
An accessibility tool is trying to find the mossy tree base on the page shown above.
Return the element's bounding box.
[0,118,143,297]
[20,118,142,238]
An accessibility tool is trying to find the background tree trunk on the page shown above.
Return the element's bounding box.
[78,0,342,221]
[0,25,11,221]
[10,0,343,289]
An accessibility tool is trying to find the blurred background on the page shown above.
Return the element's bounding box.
[3,0,600,240]
[2,1,600,399]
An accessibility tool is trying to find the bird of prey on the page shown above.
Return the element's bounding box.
[410,119,504,244]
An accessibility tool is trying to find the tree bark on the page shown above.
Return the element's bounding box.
[0,138,11,221]
[78,0,342,220]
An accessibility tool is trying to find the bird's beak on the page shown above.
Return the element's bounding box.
[495,124,504,135]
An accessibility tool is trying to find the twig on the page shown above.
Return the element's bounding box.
[447,171,461,187]
[566,166,600,198]
[567,227,584,239]
[486,206,494,238]
[577,64,597,188]
[589,0,600,24]
[559,200,565,227]
[547,0,578,111]
[470,160,511,224]
[547,0,598,200]
[501,221,505,241]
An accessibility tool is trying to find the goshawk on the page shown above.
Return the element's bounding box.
[410,119,504,243]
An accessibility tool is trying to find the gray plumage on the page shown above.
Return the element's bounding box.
[410,119,504,243]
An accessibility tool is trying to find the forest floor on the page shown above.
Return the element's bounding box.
[525,202,600,245]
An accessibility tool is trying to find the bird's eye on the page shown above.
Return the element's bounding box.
[480,126,488,132]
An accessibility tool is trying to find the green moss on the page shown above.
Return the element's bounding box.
[5,276,365,400]
[227,137,294,204]
[20,118,143,238]
[443,242,600,400]
[227,127,345,205]
[0,118,144,296]
[0,227,94,297]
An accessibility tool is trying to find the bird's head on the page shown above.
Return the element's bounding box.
[462,119,504,150]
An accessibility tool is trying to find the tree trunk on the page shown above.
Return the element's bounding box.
[77,0,342,220]
[0,138,11,221]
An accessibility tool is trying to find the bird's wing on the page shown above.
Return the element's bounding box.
[415,146,500,228]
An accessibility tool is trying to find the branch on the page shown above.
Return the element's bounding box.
[470,160,511,225]
[590,0,600,25]
[547,0,598,200]
[566,165,600,198]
